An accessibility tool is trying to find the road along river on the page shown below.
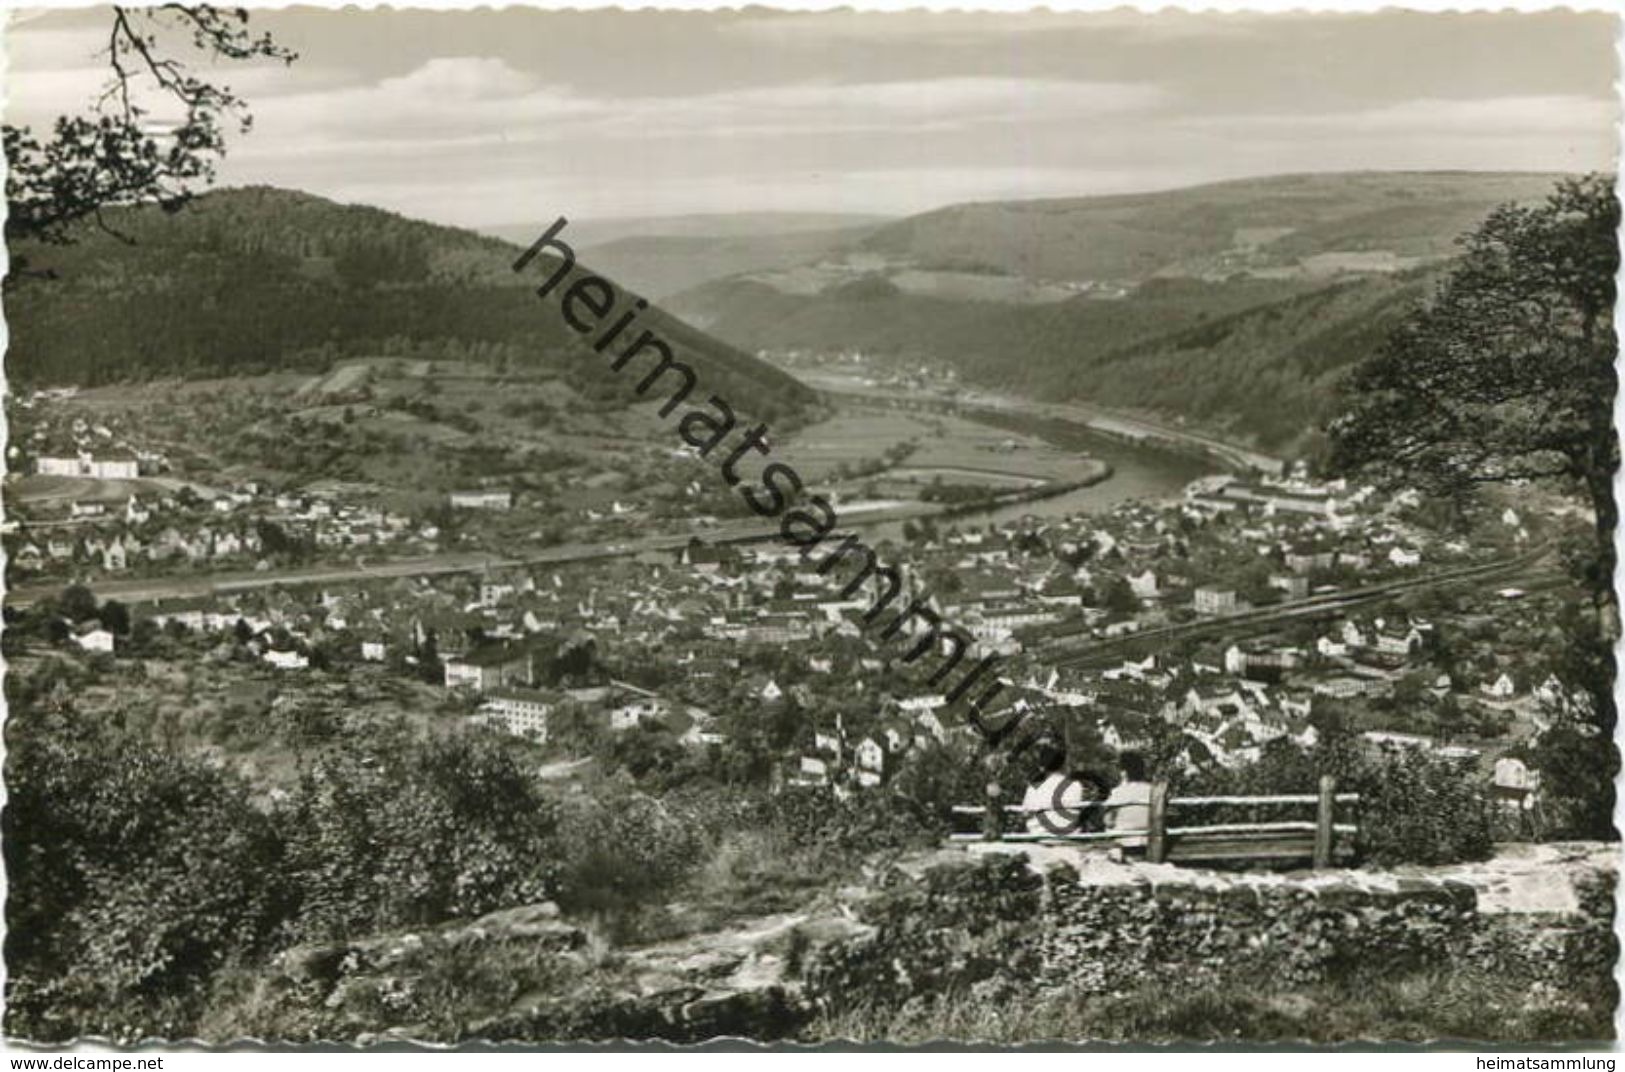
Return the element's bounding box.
[7,398,1216,609]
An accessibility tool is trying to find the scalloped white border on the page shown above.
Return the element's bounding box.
[3,1,1624,12]
[0,0,1619,1057]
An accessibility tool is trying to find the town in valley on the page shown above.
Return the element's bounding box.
[3,4,1616,1048]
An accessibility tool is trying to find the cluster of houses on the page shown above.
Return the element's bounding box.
[1183,471,1438,569]
[388,467,1531,780]
[23,413,1552,796]
[13,390,161,481]
[8,482,429,581]
[791,695,951,790]
[436,638,737,749]
[10,493,268,574]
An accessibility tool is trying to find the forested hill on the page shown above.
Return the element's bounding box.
[675,270,1435,450]
[669,172,1574,453]
[853,171,1568,280]
[3,187,814,421]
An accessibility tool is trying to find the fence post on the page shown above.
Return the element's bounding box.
[1146,780,1169,863]
[983,777,1004,842]
[1314,774,1336,869]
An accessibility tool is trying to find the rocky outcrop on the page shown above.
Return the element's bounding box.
[469,910,875,1043]
[242,900,875,1043]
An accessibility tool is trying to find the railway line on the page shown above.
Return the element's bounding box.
[1038,543,1559,668]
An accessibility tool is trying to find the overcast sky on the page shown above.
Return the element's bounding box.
[6,7,1618,228]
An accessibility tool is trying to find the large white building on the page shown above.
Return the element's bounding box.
[37,453,139,479]
[1193,587,1238,616]
[477,688,552,740]
[448,489,513,511]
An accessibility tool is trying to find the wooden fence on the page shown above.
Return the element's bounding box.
[951,775,1358,868]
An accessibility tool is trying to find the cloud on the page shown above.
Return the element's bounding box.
[374,56,541,100]
[720,10,1265,47]
[652,77,1164,136]
[281,164,1205,230]
[5,64,110,119]
[5,23,107,72]
[242,59,1166,157]
[1209,95,1618,137]
[1340,95,1618,135]
[3,16,355,128]
[7,12,1615,232]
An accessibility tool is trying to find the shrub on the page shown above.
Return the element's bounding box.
[1178,737,1494,866]
[5,711,291,1041]
[281,726,562,942]
[553,780,709,921]
[1355,747,1495,866]
[766,784,934,856]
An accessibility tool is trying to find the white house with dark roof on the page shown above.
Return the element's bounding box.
[444,641,533,692]
[73,626,115,654]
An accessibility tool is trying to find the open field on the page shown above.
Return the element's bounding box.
[70,374,313,409]
[8,473,175,505]
[887,466,1046,488]
[781,407,1092,486]
[743,262,1088,304]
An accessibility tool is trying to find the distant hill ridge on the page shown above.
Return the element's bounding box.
[483,211,889,248]
[4,186,814,423]
[574,225,879,301]
[480,211,889,298]
[853,170,1570,280]
[664,170,1576,452]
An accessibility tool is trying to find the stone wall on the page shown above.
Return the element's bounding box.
[802,843,1618,1014]
[236,843,1615,1042]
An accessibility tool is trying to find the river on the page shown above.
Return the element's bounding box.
[11,400,1218,609]
[864,412,1214,542]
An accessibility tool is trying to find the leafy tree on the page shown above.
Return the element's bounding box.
[5,5,295,264]
[886,738,983,830]
[1306,699,1363,779]
[1329,175,1619,597]
[1329,175,1619,843]
[56,583,99,624]
[1434,693,1468,744]
[1528,603,1619,840]
[546,635,598,685]
[1533,707,1616,840]
[552,780,706,921]
[1182,735,1493,866]
[255,518,301,558]
[129,617,162,654]
[4,711,290,1041]
[1095,575,1140,616]
[282,727,560,941]
[608,723,692,786]
[1235,560,1279,607]
[98,599,132,636]
[1391,670,1429,708]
